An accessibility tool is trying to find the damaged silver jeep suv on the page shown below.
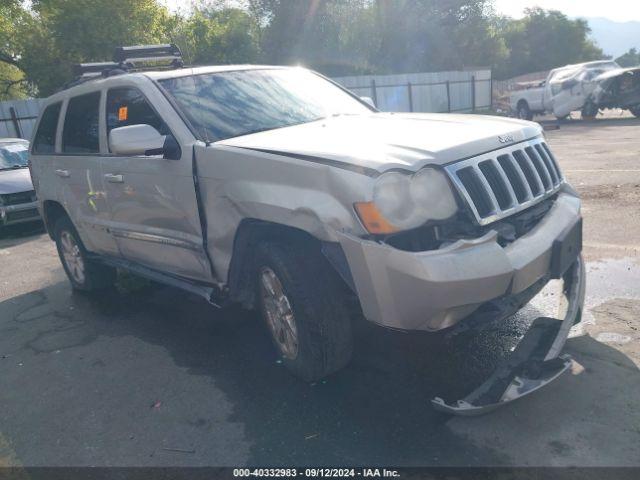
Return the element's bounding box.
[30,46,585,414]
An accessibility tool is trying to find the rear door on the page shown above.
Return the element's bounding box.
[30,101,62,209]
[100,83,211,282]
[55,91,120,256]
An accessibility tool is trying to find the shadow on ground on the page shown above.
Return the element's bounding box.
[0,279,638,466]
[0,221,45,245]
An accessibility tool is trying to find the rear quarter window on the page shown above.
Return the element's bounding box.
[33,102,62,154]
[62,92,101,154]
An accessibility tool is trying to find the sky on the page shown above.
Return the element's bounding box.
[493,0,640,22]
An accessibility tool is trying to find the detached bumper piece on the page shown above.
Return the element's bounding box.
[432,256,585,416]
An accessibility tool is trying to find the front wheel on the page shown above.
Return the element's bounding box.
[516,102,533,121]
[255,242,353,381]
[581,101,599,120]
[629,105,640,118]
[54,216,116,291]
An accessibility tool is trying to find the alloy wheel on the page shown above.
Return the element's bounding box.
[60,230,86,284]
[259,267,299,359]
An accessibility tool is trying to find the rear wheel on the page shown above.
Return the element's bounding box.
[255,241,353,381]
[54,216,116,291]
[629,105,640,118]
[516,101,533,121]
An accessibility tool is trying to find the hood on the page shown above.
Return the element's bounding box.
[0,168,34,195]
[219,113,542,174]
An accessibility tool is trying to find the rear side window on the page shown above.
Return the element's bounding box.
[33,102,62,154]
[62,92,101,153]
[106,88,169,143]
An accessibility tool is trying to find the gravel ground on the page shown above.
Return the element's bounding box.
[0,113,639,468]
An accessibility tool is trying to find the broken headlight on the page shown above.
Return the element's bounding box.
[371,168,458,231]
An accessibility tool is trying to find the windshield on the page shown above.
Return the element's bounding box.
[159,68,372,142]
[0,142,29,170]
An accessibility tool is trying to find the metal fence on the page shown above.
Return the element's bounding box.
[0,99,45,140]
[333,69,492,113]
[0,70,493,140]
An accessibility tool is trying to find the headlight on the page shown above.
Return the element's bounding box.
[357,168,457,233]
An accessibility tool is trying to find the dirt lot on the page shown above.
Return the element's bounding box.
[0,114,639,468]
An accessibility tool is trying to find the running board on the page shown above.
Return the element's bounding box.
[96,256,223,306]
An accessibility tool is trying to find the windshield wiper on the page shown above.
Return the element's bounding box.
[0,165,28,171]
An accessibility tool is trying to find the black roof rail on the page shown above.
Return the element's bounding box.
[73,62,121,78]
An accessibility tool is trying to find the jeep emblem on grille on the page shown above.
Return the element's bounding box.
[498,135,515,144]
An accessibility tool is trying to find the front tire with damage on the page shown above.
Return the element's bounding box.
[255,241,353,381]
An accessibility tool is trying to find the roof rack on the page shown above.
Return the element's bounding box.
[73,61,121,78]
[114,44,183,67]
[66,44,184,89]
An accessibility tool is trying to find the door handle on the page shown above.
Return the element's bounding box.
[104,173,124,183]
[55,169,70,178]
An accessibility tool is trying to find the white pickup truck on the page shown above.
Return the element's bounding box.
[510,60,637,120]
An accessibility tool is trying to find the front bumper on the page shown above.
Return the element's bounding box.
[338,191,582,331]
[432,255,585,415]
[0,201,41,227]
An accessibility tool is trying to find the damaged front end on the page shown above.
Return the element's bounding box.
[432,255,585,416]
[592,67,640,113]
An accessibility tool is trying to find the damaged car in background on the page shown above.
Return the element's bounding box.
[510,60,640,120]
[30,45,585,416]
[0,138,40,229]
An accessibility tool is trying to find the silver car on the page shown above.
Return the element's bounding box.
[0,138,40,228]
[29,45,585,414]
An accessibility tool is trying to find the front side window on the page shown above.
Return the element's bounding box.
[33,102,62,154]
[62,92,101,154]
[159,68,372,142]
[0,142,29,170]
[106,88,169,145]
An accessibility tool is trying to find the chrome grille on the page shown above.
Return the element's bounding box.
[445,138,563,225]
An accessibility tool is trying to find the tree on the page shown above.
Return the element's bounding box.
[0,0,32,98]
[0,0,617,99]
[495,8,604,79]
[12,0,175,96]
[248,0,506,75]
[616,48,640,68]
[171,2,260,66]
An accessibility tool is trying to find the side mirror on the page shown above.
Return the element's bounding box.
[109,124,166,156]
[360,96,376,108]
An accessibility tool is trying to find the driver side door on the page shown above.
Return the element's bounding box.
[100,85,212,282]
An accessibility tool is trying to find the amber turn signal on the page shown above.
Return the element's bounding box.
[354,202,399,234]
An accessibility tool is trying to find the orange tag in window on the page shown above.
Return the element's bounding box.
[118,106,128,121]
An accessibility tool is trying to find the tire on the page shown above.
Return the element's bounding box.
[54,216,116,291]
[516,101,533,121]
[255,241,353,381]
[555,114,569,122]
[629,105,640,118]
[581,101,598,120]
